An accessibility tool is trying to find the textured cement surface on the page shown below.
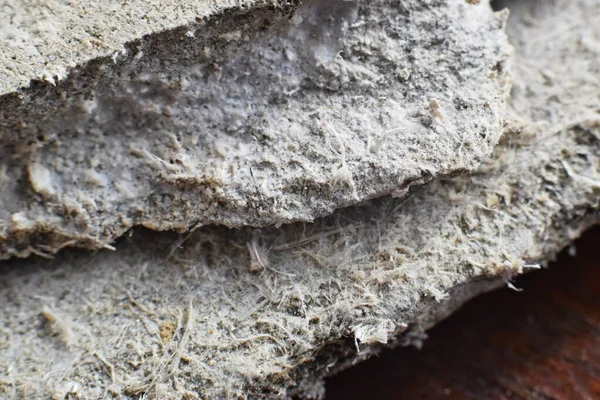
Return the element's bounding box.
[0,0,511,259]
[0,0,267,94]
[0,0,599,398]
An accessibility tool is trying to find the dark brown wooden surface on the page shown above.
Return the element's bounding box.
[326,226,600,400]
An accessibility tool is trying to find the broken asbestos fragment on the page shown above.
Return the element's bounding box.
[0,0,511,258]
[0,0,598,398]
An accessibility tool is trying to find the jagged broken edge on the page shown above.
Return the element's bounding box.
[0,1,303,258]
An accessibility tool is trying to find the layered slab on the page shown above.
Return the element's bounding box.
[0,0,511,259]
[1,0,599,397]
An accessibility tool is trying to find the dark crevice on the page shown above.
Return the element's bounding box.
[491,0,510,12]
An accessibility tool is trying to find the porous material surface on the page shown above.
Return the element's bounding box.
[0,0,511,259]
[0,0,266,94]
[0,0,599,398]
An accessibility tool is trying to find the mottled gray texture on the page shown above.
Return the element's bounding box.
[0,0,511,259]
[0,0,263,94]
[1,0,599,398]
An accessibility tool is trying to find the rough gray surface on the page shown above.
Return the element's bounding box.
[0,0,265,94]
[0,0,511,259]
[0,0,599,398]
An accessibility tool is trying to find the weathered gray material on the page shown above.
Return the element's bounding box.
[0,0,266,94]
[0,0,511,259]
[1,0,599,398]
